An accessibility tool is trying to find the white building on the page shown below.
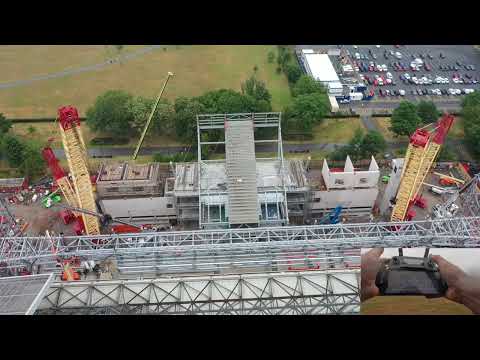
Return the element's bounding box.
[309,156,380,218]
[301,50,343,96]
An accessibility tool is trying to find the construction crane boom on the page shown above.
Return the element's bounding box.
[50,202,142,230]
[132,72,174,160]
[58,106,100,235]
[391,114,454,222]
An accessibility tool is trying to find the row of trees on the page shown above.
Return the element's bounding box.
[390,100,441,136]
[0,113,45,179]
[462,91,480,157]
[329,128,387,162]
[86,75,274,145]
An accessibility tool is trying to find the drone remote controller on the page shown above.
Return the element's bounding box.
[375,249,448,298]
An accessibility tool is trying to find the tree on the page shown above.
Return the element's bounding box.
[390,101,422,136]
[360,130,387,158]
[284,93,329,133]
[86,90,134,136]
[276,46,291,68]
[126,96,175,136]
[174,97,206,143]
[0,113,12,135]
[292,75,326,97]
[267,51,275,63]
[461,92,480,157]
[329,129,386,162]
[241,75,272,103]
[417,100,440,123]
[197,89,257,114]
[19,142,45,179]
[284,63,302,84]
[3,135,25,167]
[254,99,272,112]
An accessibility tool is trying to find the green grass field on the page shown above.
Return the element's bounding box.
[286,118,366,145]
[372,116,465,141]
[0,45,292,118]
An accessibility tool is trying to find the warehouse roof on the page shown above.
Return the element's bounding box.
[304,53,340,83]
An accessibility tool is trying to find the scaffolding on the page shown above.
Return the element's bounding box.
[36,270,360,315]
[1,216,478,277]
[196,113,289,229]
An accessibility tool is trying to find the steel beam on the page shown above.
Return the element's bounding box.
[36,270,360,315]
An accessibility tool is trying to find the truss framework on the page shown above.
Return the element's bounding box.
[1,216,479,276]
[36,270,360,315]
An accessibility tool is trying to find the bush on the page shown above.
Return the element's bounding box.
[284,63,302,84]
[267,51,275,63]
[153,152,195,163]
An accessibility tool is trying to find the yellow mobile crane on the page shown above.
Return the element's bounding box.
[391,114,454,222]
[58,106,101,235]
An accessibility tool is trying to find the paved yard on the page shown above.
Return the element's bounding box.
[337,45,480,111]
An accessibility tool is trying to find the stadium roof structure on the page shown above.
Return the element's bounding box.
[0,273,54,315]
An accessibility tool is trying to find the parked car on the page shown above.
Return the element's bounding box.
[440,53,445,59]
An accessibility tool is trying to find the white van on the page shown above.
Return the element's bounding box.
[431,186,446,195]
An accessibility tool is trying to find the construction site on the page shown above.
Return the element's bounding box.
[1,102,479,314]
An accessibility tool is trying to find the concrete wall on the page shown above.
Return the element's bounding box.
[379,158,405,216]
[322,156,380,190]
[311,188,379,214]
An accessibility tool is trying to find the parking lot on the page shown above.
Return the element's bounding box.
[341,45,480,107]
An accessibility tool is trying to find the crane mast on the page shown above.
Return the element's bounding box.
[58,106,100,235]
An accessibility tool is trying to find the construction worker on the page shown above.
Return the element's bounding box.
[361,248,480,314]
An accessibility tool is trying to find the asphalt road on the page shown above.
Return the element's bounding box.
[47,137,473,162]
[51,143,347,159]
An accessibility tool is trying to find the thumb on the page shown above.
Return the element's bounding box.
[368,247,384,258]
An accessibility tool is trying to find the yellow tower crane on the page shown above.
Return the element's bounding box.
[57,106,101,235]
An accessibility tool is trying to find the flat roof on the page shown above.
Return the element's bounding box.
[125,163,152,181]
[100,197,176,218]
[98,163,126,182]
[304,53,340,83]
[0,274,54,315]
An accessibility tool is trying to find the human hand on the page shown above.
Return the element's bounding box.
[361,248,384,302]
[430,255,466,303]
[431,255,480,314]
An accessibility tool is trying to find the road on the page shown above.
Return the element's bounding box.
[51,142,347,159]
[47,138,473,162]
